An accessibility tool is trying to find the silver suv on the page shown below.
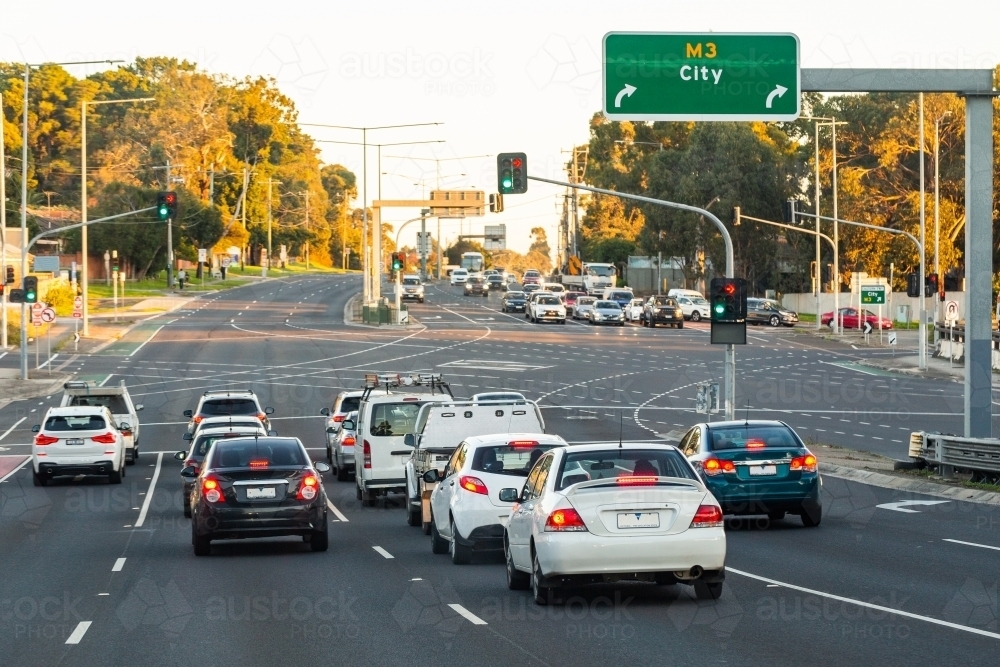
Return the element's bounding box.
[399,275,425,303]
[184,390,273,434]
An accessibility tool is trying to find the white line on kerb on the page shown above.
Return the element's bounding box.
[372,546,394,559]
[728,567,1000,640]
[135,453,163,527]
[0,417,27,442]
[65,621,92,644]
[943,538,1000,552]
[326,499,348,522]
[448,604,488,625]
[112,558,126,572]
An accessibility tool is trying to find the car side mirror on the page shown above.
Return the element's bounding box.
[342,420,355,431]
[119,423,131,431]
[174,451,188,461]
[180,466,197,478]
[135,404,144,411]
[326,427,337,434]
[31,424,40,433]
[403,433,416,447]
[320,407,330,416]
[183,433,193,442]
[183,410,193,418]
[314,461,331,474]
[422,469,440,484]
[264,407,275,415]
[268,430,277,436]
[498,488,519,503]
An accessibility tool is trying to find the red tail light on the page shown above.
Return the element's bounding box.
[193,415,204,424]
[690,505,724,528]
[298,474,319,500]
[203,477,223,503]
[702,458,735,475]
[545,508,588,532]
[120,429,132,437]
[34,434,59,446]
[342,436,356,447]
[333,415,345,423]
[92,432,117,444]
[363,440,371,469]
[257,412,267,421]
[184,459,198,469]
[459,475,488,495]
[790,454,818,473]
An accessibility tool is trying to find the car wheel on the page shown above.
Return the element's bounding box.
[310,522,330,552]
[32,470,48,487]
[406,490,422,527]
[361,488,377,508]
[694,580,723,600]
[109,465,123,485]
[419,299,425,303]
[800,504,822,527]
[126,449,135,465]
[769,315,780,327]
[326,446,333,465]
[193,531,212,557]
[449,518,472,564]
[183,500,192,519]
[336,464,350,482]
[691,311,702,322]
[531,550,552,605]
[677,321,683,329]
[430,515,449,554]
[355,483,362,501]
[505,536,530,590]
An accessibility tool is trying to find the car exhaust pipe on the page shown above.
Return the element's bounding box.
[673,566,703,581]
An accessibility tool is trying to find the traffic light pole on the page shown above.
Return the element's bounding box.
[528,175,737,420]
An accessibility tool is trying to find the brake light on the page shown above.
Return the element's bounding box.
[249,459,269,470]
[92,432,117,444]
[298,474,319,500]
[333,415,345,423]
[342,436,356,447]
[120,429,132,436]
[702,458,735,475]
[203,477,222,503]
[617,475,658,485]
[34,434,59,446]
[459,475,488,495]
[746,439,766,449]
[790,454,818,473]
[363,440,371,469]
[257,413,267,421]
[184,459,198,469]
[193,415,204,424]
[403,397,419,402]
[508,440,538,448]
[690,505,724,528]
[544,508,588,532]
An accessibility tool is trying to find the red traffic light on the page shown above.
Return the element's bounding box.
[511,158,522,168]
[722,283,735,295]
[164,193,176,204]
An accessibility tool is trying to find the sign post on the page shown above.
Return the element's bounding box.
[73,295,82,351]
[40,307,55,368]
[861,284,886,345]
[198,248,207,288]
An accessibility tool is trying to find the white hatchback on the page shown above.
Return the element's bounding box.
[31,406,128,486]
[427,434,568,564]
[503,443,726,604]
[450,269,469,285]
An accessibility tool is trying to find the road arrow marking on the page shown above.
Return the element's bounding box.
[765,84,788,109]
[614,83,637,108]
[876,500,949,513]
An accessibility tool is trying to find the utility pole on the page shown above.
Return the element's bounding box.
[0,91,7,350]
[19,64,28,379]
[241,167,248,270]
[918,93,927,370]
[304,191,310,270]
[267,178,273,263]
[165,160,173,289]
[814,121,821,330]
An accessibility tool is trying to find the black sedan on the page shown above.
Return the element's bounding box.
[185,437,331,556]
[642,295,685,328]
[464,277,488,297]
[502,290,527,312]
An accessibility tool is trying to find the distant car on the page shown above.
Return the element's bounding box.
[331,411,359,482]
[625,298,645,322]
[678,420,821,526]
[522,270,542,286]
[573,296,596,320]
[675,295,711,322]
[502,290,527,313]
[747,299,798,327]
[31,406,128,486]
[471,392,528,402]
[320,390,364,441]
[522,283,541,296]
[486,274,505,291]
[450,269,469,285]
[820,307,892,330]
[399,275,425,303]
[602,289,635,309]
[541,282,565,295]
[642,295,684,328]
[184,390,273,435]
[178,425,268,517]
[530,294,566,324]
[464,276,488,297]
[562,291,587,314]
[588,300,625,326]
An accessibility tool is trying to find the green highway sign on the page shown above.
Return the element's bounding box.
[603,32,800,121]
[860,285,886,305]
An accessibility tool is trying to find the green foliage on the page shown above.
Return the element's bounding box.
[445,239,488,266]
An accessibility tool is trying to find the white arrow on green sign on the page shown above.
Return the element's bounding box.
[603,32,800,121]
[860,285,886,305]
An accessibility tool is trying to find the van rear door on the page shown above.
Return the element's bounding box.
[366,399,425,484]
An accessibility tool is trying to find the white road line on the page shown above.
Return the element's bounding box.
[112,558,126,572]
[135,452,163,527]
[326,499,349,522]
[0,417,27,442]
[0,456,30,483]
[37,353,59,369]
[0,351,6,360]
[728,567,1000,640]
[372,546,394,559]
[128,325,165,358]
[98,374,113,386]
[448,603,488,625]
[65,621,92,644]
[943,538,1000,552]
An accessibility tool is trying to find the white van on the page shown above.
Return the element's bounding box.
[356,392,447,506]
[403,400,545,530]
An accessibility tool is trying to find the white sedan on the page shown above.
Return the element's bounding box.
[426,433,568,564]
[503,443,726,604]
[625,298,645,321]
[450,269,469,285]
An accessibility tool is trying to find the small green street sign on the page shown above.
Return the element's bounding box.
[603,32,800,121]
[860,285,886,305]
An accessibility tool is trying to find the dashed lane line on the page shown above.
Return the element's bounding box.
[65,621,92,644]
[135,453,163,527]
[372,546,394,559]
[448,603,488,625]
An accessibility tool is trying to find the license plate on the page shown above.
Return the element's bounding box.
[66,438,84,446]
[617,512,660,529]
[748,465,777,476]
[246,486,277,499]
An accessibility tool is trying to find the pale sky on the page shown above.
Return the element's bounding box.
[2,1,997,255]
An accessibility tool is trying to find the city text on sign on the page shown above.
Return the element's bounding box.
[603,32,800,121]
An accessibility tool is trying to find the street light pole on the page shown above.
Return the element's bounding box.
[0,92,7,350]
[918,93,927,370]
[934,110,951,332]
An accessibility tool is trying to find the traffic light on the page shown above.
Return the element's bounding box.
[709,277,747,323]
[906,273,920,297]
[391,252,404,272]
[23,276,38,303]
[4,266,13,284]
[497,153,527,194]
[925,273,938,298]
[7,289,25,303]
[489,193,505,213]
[782,199,796,224]
[156,191,177,221]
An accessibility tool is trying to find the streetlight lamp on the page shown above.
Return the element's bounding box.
[80,95,153,336]
[934,110,952,329]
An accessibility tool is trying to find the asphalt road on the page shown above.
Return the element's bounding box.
[1,276,998,666]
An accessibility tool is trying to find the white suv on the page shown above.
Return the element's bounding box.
[450,269,469,286]
[184,390,273,434]
[529,294,567,324]
[31,406,128,486]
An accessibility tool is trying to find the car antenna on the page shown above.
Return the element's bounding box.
[618,412,623,449]
[744,400,751,423]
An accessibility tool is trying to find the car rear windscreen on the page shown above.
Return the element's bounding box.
[45,415,107,431]
[209,440,307,468]
[556,449,697,490]
[709,425,801,451]
[68,395,129,413]
[538,296,560,305]
[201,399,258,416]
[369,403,420,436]
[473,443,562,476]
[194,433,255,457]
[339,397,361,413]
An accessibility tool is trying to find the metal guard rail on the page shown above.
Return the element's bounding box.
[910,431,1000,475]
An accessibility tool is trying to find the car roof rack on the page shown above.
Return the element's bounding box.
[361,372,454,401]
[203,389,255,397]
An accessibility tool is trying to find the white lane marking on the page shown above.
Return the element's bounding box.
[98,374,113,387]
[326,499,349,522]
[0,456,31,483]
[135,453,163,527]
[729,567,1000,640]
[65,621,92,644]
[943,538,1000,552]
[0,417,27,442]
[876,500,950,513]
[372,546,394,559]
[37,353,59,369]
[0,351,6,360]
[112,558,126,572]
[128,325,165,358]
[448,603,488,625]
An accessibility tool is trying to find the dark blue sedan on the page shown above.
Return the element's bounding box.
[678,420,821,526]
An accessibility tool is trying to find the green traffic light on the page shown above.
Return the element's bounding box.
[502,179,512,188]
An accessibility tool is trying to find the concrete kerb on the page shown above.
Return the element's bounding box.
[820,462,1000,507]
[341,292,422,329]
